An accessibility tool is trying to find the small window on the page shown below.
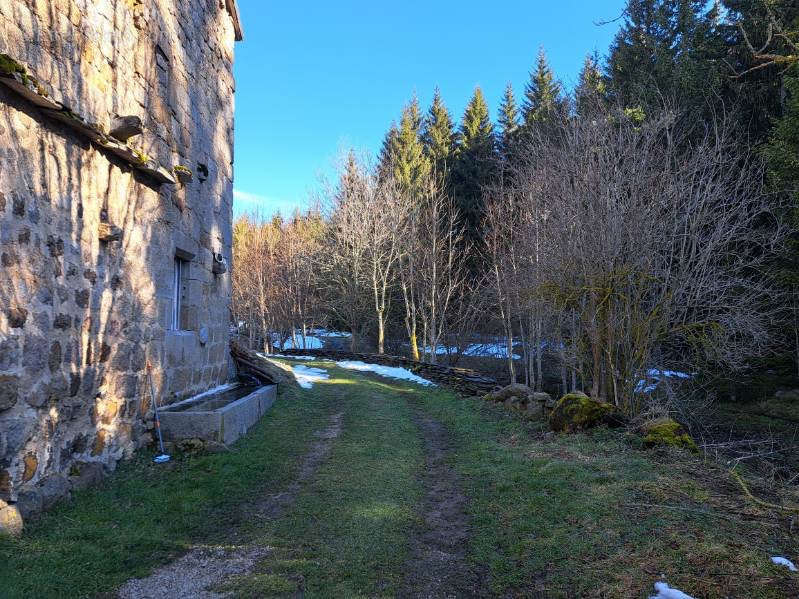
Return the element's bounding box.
[171,256,188,330]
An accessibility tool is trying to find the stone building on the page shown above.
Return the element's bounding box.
[0,0,243,522]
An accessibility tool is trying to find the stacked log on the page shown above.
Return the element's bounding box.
[230,341,297,388]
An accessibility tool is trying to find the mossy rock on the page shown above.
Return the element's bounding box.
[549,392,626,432]
[641,418,698,453]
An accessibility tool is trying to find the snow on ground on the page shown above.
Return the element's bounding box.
[273,336,323,350]
[311,328,352,338]
[335,360,435,387]
[262,353,315,360]
[771,556,798,571]
[463,343,521,359]
[649,581,695,599]
[423,343,521,360]
[292,365,329,389]
[637,369,693,393]
[647,369,692,379]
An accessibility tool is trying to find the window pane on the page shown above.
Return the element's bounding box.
[172,258,181,330]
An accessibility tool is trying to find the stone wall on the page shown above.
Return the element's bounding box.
[276,349,499,396]
[0,0,241,519]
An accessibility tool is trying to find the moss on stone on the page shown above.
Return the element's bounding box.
[172,164,192,176]
[0,54,25,77]
[549,392,620,433]
[132,149,150,165]
[642,418,698,452]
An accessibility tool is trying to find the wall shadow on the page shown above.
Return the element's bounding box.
[0,0,237,512]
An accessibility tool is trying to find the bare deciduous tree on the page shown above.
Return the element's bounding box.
[490,105,786,413]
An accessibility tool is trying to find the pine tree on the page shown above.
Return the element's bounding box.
[606,0,722,114]
[497,82,520,160]
[763,66,799,231]
[575,53,606,116]
[521,47,565,130]
[340,150,362,203]
[421,87,456,185]
[452,87,497,248]
[719,0,799,144]
[391,97,430,195]
[377,124,399,181]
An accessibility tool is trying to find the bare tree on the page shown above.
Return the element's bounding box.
[323,156,373,351]
[416,179,469,364]
[232,208,325,352]
[497,105,786,414]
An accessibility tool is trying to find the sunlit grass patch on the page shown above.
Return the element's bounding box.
[0,384,331,599]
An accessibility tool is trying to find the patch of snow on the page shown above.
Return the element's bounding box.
[311,328,352,338]
[422,343,521,360]
[771,556,798,571]
[637,368,693,394]
[649,581,695,599]
[463,343,521,359]
[273,336,323,350]
[647,369,692,379]
[335,360,435,387]
[292,365,329,389]
[423,345,457,356]
[262,353,315,360]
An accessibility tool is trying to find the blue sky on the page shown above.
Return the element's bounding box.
[232,0,628,218]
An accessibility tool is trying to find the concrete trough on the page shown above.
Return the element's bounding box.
[159,383,277,445]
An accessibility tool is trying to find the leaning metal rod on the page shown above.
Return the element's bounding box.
[146,361,171,463]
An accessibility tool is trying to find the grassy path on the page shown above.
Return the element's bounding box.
[1,361,798,598]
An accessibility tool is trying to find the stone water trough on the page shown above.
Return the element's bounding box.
[158,382,277,445]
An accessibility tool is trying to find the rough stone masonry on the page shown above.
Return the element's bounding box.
[0,0,243,526]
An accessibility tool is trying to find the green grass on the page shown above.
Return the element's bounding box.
[2,361,798,598]
[409,387,799,598]
[219,372,424,597]
[0,382,331,599]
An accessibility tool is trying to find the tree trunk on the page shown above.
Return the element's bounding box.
[409,332,420,361]
[377,315,385,354]
[535,316,543,392]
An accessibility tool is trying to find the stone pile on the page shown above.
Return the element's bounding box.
[481,383,554,419]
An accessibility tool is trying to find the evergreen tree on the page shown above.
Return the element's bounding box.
[763,65,799,286]
[392,97,431,195]
[497,82,520,160]
[422,88,457,186]
[521,47,565,130]
[575,53,606,116]
[606,0,722,114]
[377,123,399,181]
[452,87,497,248]
[340,150,362,202]
[718,0,799,144]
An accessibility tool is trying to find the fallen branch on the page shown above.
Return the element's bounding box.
[730,468,799,513]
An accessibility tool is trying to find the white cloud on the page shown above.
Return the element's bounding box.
[233,189,307,218]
